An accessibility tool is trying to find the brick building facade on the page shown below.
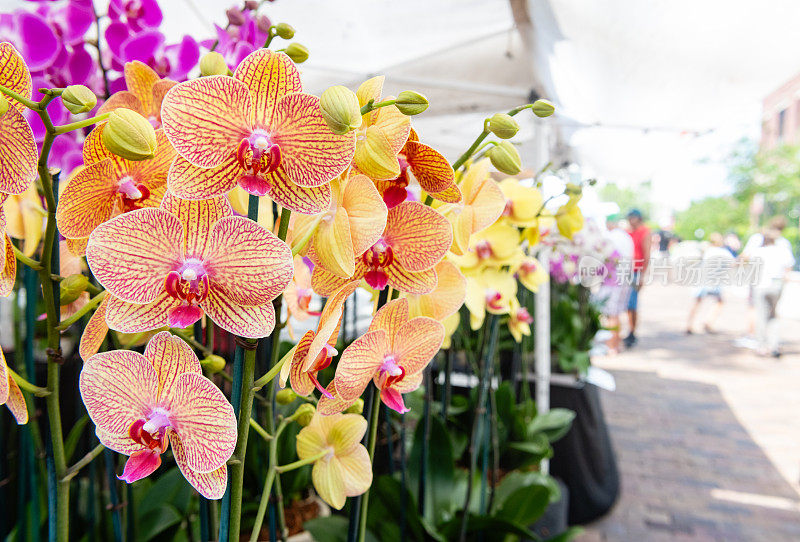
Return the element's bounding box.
[762,72,800,149]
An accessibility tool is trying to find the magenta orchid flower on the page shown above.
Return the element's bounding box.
[79,332,236,498]
[160,48,356,214]
[86,191,293,338]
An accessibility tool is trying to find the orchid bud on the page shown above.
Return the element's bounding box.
[276,388,298,405]
[294,403,316,427]
[274,23,295,39]
[532,99,555,118]
[226,7,246,26]
[61,85,97,114]
[488,113,519,139]
[0,95,8,116]
[344,398,364,415]
[199,51,228,77]
[244,0,259,9]
[256,15,271,34]
[320,85,362,135]
[102,108,157,161]
[395,90,429,116]
[285,43,309,64]
[60,274,88,305]
[488,141,522,175]
[201,355,226,374]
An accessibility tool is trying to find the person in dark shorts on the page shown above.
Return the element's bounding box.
[624,209,650,347]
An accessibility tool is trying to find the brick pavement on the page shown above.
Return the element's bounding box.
[578,283,800,542]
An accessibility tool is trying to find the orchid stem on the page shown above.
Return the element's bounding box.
[252,344,294,390]
[0,84,40,110]
[55,290,106,331]
[249,418,272,441]
[61,443,104,482]
[12,244,42,270]
[359,98,396,116]
[451,103,534,172]
[356,386,382,542]
[275,449,327,473]
[53,113,109,135]
[249,417,289,542]
[7,367,50,396]
[169,327,213,357]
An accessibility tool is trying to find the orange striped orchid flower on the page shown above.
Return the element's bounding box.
[0,43,38,200]
[280,281,358,398]
[377,129,461,208]
[56,121,175,240]
[294,173,388,279]
[318,298,444,414]
[0,345,27,424]
[161,49,355,214]
[79,332,236,498]
[85,192,293,338]
[0,206,17,297]
[311,201,452,295]
[98,61,177,127]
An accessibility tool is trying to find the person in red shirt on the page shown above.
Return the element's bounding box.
[624,209,651,347]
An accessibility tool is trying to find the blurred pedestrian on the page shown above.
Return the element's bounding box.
[686,233,734,334]
[597,214,634,353]
[750,228,794,357]
[624,209,650,347]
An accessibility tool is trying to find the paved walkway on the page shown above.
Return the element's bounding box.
[578,283,800,542]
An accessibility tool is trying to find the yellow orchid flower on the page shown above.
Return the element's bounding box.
[555,196,584,240]
[227,186,273,230]
[508,297,533,343]
[437,158,506,256]
[464,268,517,330]
[441,311,460,349]
[97,60,176,127]
[296,412,372,510]
[353,76,411,180]
[517,257,548,293]
[3,184,44,257]
[404,260,466,321]
[294,173,388,278]
[0,345,27,424]
[0,206,17,298]
[498,177,543,227]
[450,221,525,274]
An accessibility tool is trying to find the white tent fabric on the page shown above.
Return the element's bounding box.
[8,0,800,216]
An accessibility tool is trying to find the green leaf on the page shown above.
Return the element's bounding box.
[492,471,561,513]
[136,467,192,517]
[439,514,540,541]
[135,504,182,542]
[544,526,585,542]
[304,515,381,542]
[495,484,550,526]
[408,415,456,523]
[366,475,445,542]
[526,408,575,443]
[64,415,89,463]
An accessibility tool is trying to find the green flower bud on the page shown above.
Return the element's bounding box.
[488,113,520,139]
[531,99,555,118]
[565,182,582,196]
[59,274,89,305]
[201,355,226,374]
[274,23,295,39]
[0,95,9,116]
[488,141,522,175]
[199,51,229,77]
[61,85,97,114]
[319,85,362,135]
[285,43,309,64]
[62,85,96,114]
[395,90,429,116]
[294,403,316,427]
[344,398,364,415]
[276,388,298,405]
[102,108,157,161]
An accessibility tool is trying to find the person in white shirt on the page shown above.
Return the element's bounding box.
[686,233,735,334]
[750,228,795,357]
[597,214,634,353]
[739,216,793,339]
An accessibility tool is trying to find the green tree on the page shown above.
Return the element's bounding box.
[673,196,748,240]
[597,180,653,218]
